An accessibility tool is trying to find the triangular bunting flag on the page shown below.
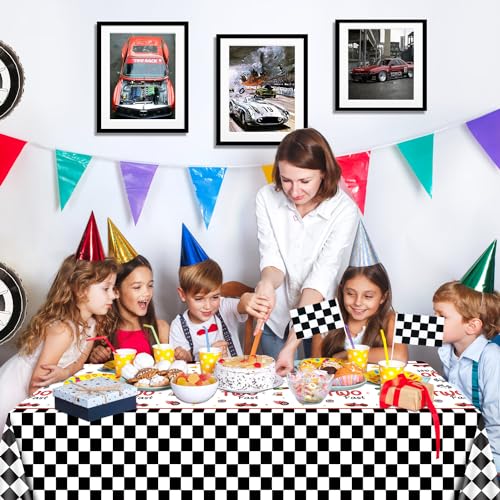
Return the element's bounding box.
[397,134,434,197]
[188,166,227,229]
[337,152,371,214]
[56,149,92,210]
[466,109,500,170]
[261,164,274,184]
[120,161,158,225]
[0,134,27,186]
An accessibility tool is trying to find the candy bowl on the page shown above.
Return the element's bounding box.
[170,373,219,404]
[287,370,332,405]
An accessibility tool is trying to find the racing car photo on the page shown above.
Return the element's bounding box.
[351,58,414,83]
[112,36,175,119]
[229,95,289,129]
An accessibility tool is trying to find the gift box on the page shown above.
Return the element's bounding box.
[54,377,137,421]
[380,374,434,411]
[380,373,441,458]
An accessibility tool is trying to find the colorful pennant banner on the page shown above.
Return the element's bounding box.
[0,108,498,226]
[56,149,92,210]
[120,161,158,225]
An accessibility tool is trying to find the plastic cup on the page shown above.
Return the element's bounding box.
[199,347,222,374]
[152,343,175,364]
[114,348,137,377]
[378,360,406,384]
[346,344,370,371]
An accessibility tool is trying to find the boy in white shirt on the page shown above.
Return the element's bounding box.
[169,225,269,361]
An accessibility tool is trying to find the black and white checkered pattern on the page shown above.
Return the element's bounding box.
[394,313,445,347]
[1,408,499,499]
[290,299,344,339]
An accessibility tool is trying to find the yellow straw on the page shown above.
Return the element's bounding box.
[379,329,389,365]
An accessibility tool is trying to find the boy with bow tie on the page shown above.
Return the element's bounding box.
[169,225,270,362]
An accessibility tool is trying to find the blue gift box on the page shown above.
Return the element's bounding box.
[54,378,137,421]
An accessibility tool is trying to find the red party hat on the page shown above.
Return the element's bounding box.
[75,212,105,261]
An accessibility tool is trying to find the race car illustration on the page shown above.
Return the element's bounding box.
[229,96,289,128]
[351,58,414,83]
[112,36,175,118]
[255,84,277,98]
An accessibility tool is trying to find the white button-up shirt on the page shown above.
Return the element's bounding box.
[439,336,500,472]
[256,183,359,338]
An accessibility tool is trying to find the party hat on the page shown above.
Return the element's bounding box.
[180,224,209,267]
[349,219,380,267]
[75,212,105,261]
[107,218,139,265]
[460,240,496,293]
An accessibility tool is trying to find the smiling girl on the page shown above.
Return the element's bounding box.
[317,263,408,363]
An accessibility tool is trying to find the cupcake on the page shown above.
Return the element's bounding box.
[330,362,364,386]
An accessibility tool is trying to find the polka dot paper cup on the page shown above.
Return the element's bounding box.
[199,347,222,374]
[378,360,406,384]
[346,344,370,371]
[113,348,137,378]
[152,343,175,364]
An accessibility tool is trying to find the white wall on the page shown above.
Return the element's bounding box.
[1,0,499,368]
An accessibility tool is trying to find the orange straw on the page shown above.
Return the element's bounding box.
[87,336,116,353]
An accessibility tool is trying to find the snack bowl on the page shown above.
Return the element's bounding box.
[170,373,219,404]
[287,369,332,405]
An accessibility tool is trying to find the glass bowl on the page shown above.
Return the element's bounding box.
[287,370,332,405]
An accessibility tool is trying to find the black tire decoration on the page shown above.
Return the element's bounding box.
[0,41,24,119]
[0,263,27,345]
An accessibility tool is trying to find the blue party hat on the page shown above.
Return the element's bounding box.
[349,220,380,267]
[180,224,209,267]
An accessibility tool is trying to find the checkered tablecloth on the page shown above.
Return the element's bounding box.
[1,362,498,499]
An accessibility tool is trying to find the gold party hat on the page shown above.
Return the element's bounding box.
[107,218,139,264]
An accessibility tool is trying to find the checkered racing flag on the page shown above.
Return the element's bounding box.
[289,298,345,340]
[394,313,444,347]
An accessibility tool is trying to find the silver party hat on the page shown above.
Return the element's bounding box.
[349,220,380,267]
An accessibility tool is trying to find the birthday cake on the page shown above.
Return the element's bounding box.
[214,355,276,393]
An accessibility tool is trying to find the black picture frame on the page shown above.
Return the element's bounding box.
[216,34,308,146]
[335,20,427,111]
[97,21,188,133]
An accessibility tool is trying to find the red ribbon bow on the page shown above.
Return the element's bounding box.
[197,324,218,335]
[380,373,441,459]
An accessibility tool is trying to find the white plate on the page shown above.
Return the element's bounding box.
[219,374,284,394]
[329,380,366,391]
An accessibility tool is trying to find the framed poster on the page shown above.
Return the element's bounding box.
[336,20,427,111]
[216,34,308,145]
[97,22,188,133]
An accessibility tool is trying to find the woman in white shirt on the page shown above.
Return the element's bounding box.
[255,128,359,374]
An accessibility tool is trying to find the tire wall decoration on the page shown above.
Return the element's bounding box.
[0,41,24,119]
[0,263,27,346]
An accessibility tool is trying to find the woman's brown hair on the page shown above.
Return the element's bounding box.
[433,281,500,339]
[272,128,342,203]
[321,264,393,357]
[17,255,118,355]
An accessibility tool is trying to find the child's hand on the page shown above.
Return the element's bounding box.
[174,347,192,362]
[211,340,228,358]
[88,345,112,364]
[239,293,271,320]
[32,364,70,388]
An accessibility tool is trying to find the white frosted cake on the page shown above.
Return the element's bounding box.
[214,355,276,393]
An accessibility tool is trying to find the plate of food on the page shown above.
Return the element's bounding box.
[297,357,344,375]
[329,380,366,391]
[123,367,183,390]
[365,368,422,385]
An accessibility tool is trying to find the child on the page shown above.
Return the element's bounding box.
[0,213,118,431]
[433,241,500,476]
[316,263,407,363]
[169,224,269,362]
[88,220,189,362]
[312,221,408,363]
